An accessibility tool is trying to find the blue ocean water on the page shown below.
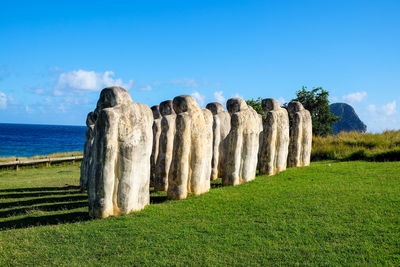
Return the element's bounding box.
[0,123,86,158]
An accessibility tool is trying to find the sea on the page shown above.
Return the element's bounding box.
[0,123,86,158]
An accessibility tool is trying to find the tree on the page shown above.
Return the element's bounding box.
[291,86,339,136]
[246,97,266,123]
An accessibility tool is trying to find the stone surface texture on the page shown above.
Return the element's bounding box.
[167,95,213,200]
[287,101,312,167]
[206,102,231,180]
[222,98,263,186]
[150,105,162,187]
[80,111,96,190]
[87,87,153,218]
[259,98,289,175]
[154,100,176,191]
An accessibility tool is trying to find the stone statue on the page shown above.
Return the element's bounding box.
[88,86,153,218]
[258,98,289,176]
[206,102,231,180]
[80,111,96,190]
[154,100,176,191]
[287,101,312,167]
[222,98,263,186]
[150,105,162,187]
[167,95,213,200]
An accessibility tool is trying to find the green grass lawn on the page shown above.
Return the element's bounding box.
[0,161,399,266]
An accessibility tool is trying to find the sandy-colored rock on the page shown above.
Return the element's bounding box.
[222,98,263,186]
[167,95,213,200]
[206,102,231,180]
[88,87,153,218]
[80,112,97,190]
[287,101,312,167]
[150,105,162,187]
[259,98,289,175]
[154,100,176,191]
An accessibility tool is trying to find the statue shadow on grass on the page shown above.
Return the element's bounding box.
[0,185,168,231]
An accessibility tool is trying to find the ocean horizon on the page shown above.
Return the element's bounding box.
[0,123,86,158]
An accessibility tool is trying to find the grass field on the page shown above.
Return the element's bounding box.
[312,130,400,161]
[0,161,399,266]
[0,151,83,163]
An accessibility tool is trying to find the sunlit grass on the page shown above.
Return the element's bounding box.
[0,161,399,265]
[312,130,400,161]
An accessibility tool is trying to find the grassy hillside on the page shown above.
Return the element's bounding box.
[0,161,399,265]
[312,130,400,161]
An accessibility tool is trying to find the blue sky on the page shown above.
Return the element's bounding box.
[0,0,399,132]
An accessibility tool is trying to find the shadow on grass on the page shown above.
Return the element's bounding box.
[0,190,83,199]
[0,212,90,230]
[0,195,88,209]
[0,201,88,218]
[0,185,80,193]
[150,195,167,204]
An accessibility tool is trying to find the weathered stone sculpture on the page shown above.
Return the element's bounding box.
[287,101,312,167]
[154,100,176,191]
[88,86,153,218]
[150,105,162,187]
[222,98,263,186]
[206,102,231,180]
[80,111,96,190]
[258,98,289,176]
[167,95,213,200]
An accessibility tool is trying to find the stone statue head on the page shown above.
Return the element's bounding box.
[206,102,225,115]
[226,98,247,115]
[262,98,280,113]
[151,105,161,119]
[86,112,97,127]
[288,101,304,115]
[173,95,201,114]
[159,100,175,116]
[96,87,132,110]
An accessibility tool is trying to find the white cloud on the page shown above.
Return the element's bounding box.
[367,104,376,113]
[170,78,198,88]
[25,105,33,113]
[277,97,286,105]
[382,101,396,116]
[213,91,225,104]
[139,85,152,91]
[55,70,133,93]
[342,91,367,103]
[58,104,66,113]
[0,91,7,109]
[192,91,206,107]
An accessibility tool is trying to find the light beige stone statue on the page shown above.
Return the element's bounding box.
[258,98,289,176]
[150,105,162,187]
[88,86,153,218]
[154,100,176,191]
[167,95,213,200]
[287,101,312,167]
[222,98,263,186]
[80,111,96,190]
[206,102,231,180]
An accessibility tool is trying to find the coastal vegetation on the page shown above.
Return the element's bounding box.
[312,130,400,161]
[0,161,399,265]
[0,151,83,163]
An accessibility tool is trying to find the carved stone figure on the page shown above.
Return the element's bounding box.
[222,98,263,186]
[150,105,162,187]
[258,98,289,176]
[88,86,153,218]
[206,102,231,180]
[287,101,312,167]
[167,95,213,200]
[154,100,176,191]
[80,112,97,190]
